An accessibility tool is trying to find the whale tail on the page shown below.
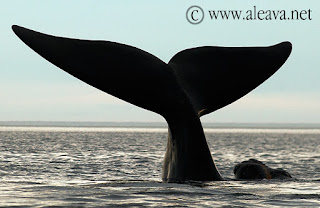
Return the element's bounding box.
[12,25,292,181]
[12,25,291,118]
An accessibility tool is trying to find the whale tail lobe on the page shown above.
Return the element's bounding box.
[11,25,188,117]
[169,42,292,116]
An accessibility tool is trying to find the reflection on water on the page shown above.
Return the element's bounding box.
[0,127,319,207]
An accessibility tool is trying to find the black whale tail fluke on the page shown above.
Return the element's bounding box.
[12,25,292,182]
[169,42,292,117]
[12,25,292,118]
[11,25,188,117]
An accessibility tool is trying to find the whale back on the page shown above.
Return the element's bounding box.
[169,42,292,116]
[12,25,188,117]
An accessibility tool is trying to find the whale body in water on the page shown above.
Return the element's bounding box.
[12,25,292,182]
[234,159,292,180]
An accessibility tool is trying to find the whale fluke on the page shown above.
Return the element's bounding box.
[11,25,186,117]
[12,25,292,182]
[169,43,292,116]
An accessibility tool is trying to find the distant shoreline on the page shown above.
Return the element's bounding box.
[1,121,320,129]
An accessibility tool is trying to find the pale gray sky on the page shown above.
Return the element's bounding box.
[1,1,319,123]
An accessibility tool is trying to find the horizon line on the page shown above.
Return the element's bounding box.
[1,121,320,129]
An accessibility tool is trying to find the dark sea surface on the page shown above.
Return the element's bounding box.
[0,124,320,207]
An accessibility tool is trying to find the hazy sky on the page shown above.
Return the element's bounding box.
[1,1,319,123]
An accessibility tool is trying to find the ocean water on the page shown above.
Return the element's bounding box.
[0,125,320,207]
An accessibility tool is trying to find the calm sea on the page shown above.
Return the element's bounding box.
[0,123,319,207]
